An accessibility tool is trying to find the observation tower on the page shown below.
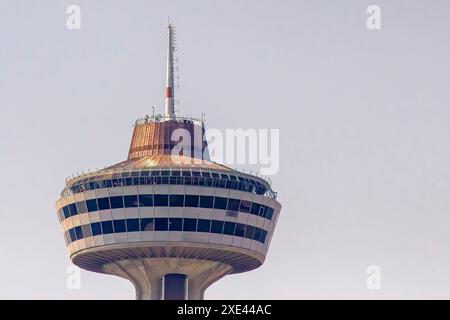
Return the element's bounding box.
[55,22,282,300]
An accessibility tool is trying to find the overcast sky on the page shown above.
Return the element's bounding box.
[1,0,450,299]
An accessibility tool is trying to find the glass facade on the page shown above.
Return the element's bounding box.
[64,217,269,245]
[63,169,276,198]
[58,194,275,222]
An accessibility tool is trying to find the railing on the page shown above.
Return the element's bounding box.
[134,114,204,126]
[61,172,277,200]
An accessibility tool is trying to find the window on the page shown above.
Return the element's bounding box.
[171,170,181,176]
[169,195,184,207]
[76,201,87,214]
[63,206,70,219]
[113,220,126,233]
[161,170,170,176]
[154,195,168,206]
[155,218,169,231]
[214,197,227,210]
[169,218,183,231]
[68,203,78,216]
[74,226,83,240]
[82,224,92,238]
[69,229,77,242]
[140,218,154,231]
[250,203,261,215]
[223,222,236,235]
[182,171,191,177]
[253,228,262,242]
[101,221,114,234]
[110,196,124,209]
[211,220,224,234]
[199,196,214,208]
[138,194,153,207]
[234,223,246,237]
[192,171,201,177]
[266,207,274,220]
[260,230,268,243]
[259,205,267,217]
[126,219,140,232]
[185,195,199,207]
[227,198,240,212]
[239,200,252,213]
[197,219,211,232]
[91,222,102,236]
[183,218,197,231]
[97,197,110,210]
[124,195,138,208]
[86,199,98,212]
[244,225,255,239]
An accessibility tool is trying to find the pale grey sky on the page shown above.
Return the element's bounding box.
[1,0,450,299]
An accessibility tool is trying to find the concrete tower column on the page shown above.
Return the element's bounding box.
[103,258,233,300]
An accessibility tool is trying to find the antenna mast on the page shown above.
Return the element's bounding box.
[165,20,176,120]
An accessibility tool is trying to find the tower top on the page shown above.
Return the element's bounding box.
[164,21,176,120]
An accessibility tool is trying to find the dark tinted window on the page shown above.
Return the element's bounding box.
[199,196,214,208]
[97,197,110,210]
[214,197,227,210]
[260,230,268,243]
[235,223,246,237]
[154,195,168,206]
[124,195,138,208]
[239,200,252,213]
[155,218,168,231]
[259,205,267,217]
[68,203,78,216]
[183,218,197,231]
[244,225,255,239]
[140,218,154,231]
[169,218,183,231]
[169,195,184,207]
[197,219,211,232]
[185,195,199,207]
[223,222,236,235]
[126,219,140,232]
[101,221,114,234]
[91,222,102,236]
[138,194,153,207]
[63,206,70,219]
[211,220,224,234]
[110,196,124,209]
[86,199,98,212]
[250,203,261,215]
[69,229,77,242]
[266,207,274,220]
[74,226,83,239]
[253,228,262,242]
[227,198,240,211]
[113,220,126,233]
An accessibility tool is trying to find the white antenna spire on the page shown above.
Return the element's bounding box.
[165,19,176,120]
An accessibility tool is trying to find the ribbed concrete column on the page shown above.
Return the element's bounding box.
[103,258,232,300]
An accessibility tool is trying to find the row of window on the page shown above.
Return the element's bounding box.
[64,218,268,245]
[67,176,269,197]
[64,170,275,196]
[59,194,275,221]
